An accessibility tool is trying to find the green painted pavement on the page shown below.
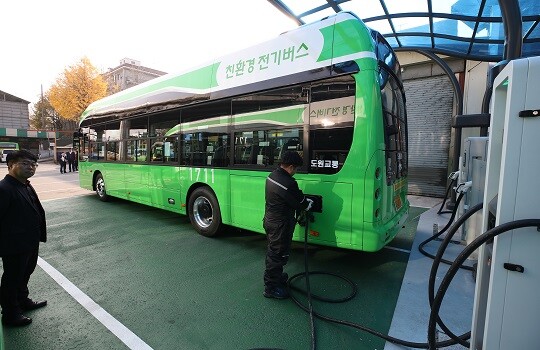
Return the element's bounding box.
[2,196,425,350]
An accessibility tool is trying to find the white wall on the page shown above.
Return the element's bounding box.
[396,51,433,66]
[463,61,490,115]
[462,61,490,149]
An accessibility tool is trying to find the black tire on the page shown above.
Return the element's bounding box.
[94,173,109,202]
[188,187,222,237]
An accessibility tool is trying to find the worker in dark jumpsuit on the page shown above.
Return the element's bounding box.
[263,151,313,299]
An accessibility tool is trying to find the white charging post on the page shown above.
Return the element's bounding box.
[470,57,540,349]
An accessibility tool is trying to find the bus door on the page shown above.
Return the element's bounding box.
[103,140,126,196]
[125,138,150,204]
[148,137,181,211]
[95,120,125,197]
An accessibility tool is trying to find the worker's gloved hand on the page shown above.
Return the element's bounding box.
[305,198,314,211]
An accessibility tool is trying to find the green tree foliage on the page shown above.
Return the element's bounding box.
[48,57,107,128]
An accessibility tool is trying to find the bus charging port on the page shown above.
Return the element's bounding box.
[305,194,323,213]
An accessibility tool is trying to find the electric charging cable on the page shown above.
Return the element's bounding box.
[437,171,459,214]
[427,218,540,350]
[288,211,469,349]
[419,181,479,272]
[259,207,537,350]
[427,201,484,348]
[295,210,317,350]
[418,191,474,271]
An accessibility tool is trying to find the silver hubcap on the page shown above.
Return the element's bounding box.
[96,178,105,197]
[193,196,213,228]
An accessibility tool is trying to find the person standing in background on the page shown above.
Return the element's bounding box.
[67,149,76,172]
[73,150,78,171]
[59,151,67,174]
[0,150,47,327]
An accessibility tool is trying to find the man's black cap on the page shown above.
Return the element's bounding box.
[280,151,303,166]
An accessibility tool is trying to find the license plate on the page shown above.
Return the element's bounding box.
[394,195,403,211]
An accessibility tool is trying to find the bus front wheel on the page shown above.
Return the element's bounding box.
[188,187,222,237]
[95,173,109,202]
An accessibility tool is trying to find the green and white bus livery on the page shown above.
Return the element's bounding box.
[77,12,408,252]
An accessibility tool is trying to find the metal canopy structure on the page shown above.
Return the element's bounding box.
[267,0,540,62]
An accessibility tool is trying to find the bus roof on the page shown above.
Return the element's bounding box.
[80,12,376,125]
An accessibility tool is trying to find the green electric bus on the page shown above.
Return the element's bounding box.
[77,12,408,252]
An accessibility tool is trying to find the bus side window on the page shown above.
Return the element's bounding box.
[257,140,275,166]
[150,137,178,163]
[234,131,268,166]
[151,141,163,161]
[241,145,254,164]
[234,129,302,167]
[309,128,352,174]
[234,132,251,165]
[211,136,229,167]
[277,137,300,161]
[308,75,355,174]
[164,138,178,163]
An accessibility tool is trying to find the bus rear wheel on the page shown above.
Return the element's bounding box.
[95,173,109,202]
[188,187,222,237]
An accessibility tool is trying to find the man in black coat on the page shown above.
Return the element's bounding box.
[0,150,47,327]
[263,151,313,299]
[67,149,76,172]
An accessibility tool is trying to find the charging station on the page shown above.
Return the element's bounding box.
[456,137,488,254]
[470,57,540,349]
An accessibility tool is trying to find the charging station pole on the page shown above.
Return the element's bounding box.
[470,57,540,349]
